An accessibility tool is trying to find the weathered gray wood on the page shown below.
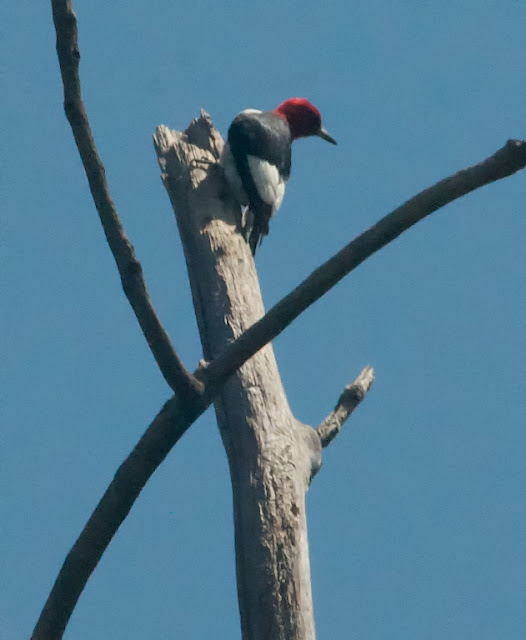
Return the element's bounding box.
[154,114,322,640]
[317,366,375,447]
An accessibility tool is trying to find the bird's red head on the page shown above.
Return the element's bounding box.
[274,98,337,144]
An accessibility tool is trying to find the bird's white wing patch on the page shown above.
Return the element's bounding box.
[247,155,286,215]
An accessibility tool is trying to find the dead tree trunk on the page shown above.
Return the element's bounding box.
[154,114,322,640]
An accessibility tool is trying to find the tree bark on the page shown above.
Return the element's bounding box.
[154,115,322,640]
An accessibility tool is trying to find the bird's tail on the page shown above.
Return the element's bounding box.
[246,205,271,256]
[248,218,269,256]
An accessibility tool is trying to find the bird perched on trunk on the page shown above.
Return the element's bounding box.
[221,98,336,255]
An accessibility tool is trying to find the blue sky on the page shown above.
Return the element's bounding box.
[3,1,525,638]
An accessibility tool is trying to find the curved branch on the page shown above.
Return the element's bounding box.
[51,0,202,397]
[202,139,526,387]
[317,366,375,448]
[31,392,209,640]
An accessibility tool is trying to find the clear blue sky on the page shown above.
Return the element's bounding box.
[3,1,525,638]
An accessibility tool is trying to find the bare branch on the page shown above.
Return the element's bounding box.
[50,0,201,397]
[202,139,526,387]
[317,366,375,447]
[31,391,209,640]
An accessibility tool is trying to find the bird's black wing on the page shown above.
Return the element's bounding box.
[228,110,292,179]
[228,111,291,254]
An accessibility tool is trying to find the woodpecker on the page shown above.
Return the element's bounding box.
[221,97,336,255]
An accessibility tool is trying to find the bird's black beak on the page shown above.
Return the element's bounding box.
[318,127,337,145]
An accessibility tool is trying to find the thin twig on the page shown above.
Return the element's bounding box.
[202,139,526,387]
[317,366,375,447]
[51,0,202,397]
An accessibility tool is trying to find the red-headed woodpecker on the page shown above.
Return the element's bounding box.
[222,98,336,255]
